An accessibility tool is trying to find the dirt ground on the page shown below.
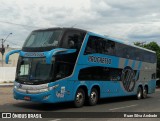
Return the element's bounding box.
[0,86,23,105]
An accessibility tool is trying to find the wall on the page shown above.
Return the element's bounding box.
[0,67,16,83]
[0,47,20,67]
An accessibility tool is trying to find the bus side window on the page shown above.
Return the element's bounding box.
[107,41,115,55]
[84,36,97,54]
[78,66,122,81]
[54,62,72,80]
[62,31,85,50]
[96,38,103,53]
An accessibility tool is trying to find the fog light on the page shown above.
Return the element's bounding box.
[43,95,50,100]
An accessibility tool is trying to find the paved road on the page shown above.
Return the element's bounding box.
[1,87,160,121]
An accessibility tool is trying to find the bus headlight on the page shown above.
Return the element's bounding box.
[14,82,19,89]
[14,85,17,89]
[48,84,59,90]
[13,82,59,94]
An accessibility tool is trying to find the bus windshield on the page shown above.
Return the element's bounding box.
[16,57,53,84]
[23,30,63,47]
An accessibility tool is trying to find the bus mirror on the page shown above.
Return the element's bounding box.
[46,48,76,64]
[5,50,21,64]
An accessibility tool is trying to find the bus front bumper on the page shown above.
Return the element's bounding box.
[13,88,57,103]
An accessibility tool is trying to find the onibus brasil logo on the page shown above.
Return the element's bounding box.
[121,66,137,92]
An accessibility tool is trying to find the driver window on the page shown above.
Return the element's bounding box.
[54,62,73,80]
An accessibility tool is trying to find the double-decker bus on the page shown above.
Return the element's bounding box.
[6,28,157,107]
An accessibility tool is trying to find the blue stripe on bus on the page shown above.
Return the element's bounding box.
[131,60,136,69]
[124,59,129,67]
[135,61,142,80]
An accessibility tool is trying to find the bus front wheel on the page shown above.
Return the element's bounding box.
[88,88,98,106]
[74,88,85,108]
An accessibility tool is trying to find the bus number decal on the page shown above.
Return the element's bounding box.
[56,87,66,98]
[88,56,112,64]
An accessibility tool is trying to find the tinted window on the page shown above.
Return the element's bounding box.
[84,36,115,55]
[23,30,63,47]
[115,43,127,58]
[78,66,122,81]
[115,43,156,63]
[54,61,74,80]
[61,30,86,50]
[84,36,156,63]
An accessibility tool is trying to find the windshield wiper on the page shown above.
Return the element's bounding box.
[30,78,47,82]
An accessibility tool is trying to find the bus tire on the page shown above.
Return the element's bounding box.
[143,86,148,99]
[74,88,85,108]
[136,86,142,100]
[88,88,98,106]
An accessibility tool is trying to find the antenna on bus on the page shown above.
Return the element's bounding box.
[71,24,77,28]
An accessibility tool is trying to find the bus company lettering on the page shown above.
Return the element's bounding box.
[88,56,112,64]
[24,52,45,57]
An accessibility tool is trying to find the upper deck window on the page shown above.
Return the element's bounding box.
[84,35,156,63]
[61,30,86,50]
[84,36,115,55]
[23,30,63,47]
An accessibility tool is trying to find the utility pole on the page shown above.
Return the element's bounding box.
[0,33,12,66]
[1,39,5,66]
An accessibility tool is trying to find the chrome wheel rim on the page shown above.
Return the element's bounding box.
[143,89,147,97]
[137,90,141,99]
[90,91,97,103]
[76,92,84,104]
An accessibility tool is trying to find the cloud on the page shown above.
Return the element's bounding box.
[0,0,160,47]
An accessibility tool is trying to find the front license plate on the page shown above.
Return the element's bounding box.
[24,96,31,101]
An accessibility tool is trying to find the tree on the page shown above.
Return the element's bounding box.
[134,41,160,78]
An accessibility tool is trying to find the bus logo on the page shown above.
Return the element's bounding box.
[88,56,112,64]
[121,66,136,92]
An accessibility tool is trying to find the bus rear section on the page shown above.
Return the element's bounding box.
[72,32,157,107]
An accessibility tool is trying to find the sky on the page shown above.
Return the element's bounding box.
[0,0,160,48]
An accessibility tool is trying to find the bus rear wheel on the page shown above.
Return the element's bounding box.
[88,88,98,106]
[143,86,148,99]
[136,86,142,100]
[74,88,85,108]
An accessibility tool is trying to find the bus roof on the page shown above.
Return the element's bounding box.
[33,27,87,33]
[32,27,156,54]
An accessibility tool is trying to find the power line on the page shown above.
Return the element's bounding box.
[5,40,22,47]
[0,20,41,28]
